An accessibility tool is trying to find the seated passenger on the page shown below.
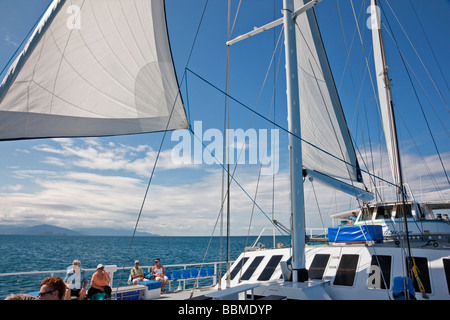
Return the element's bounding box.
[87,264,112,299]
[130,260,145,285]
[152,258,169,293]
[64,259,88,300]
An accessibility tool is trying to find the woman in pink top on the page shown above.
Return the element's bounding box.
[87,264,112,299]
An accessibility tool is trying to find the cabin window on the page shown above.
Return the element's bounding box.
[367,255,391,289]
[309,254,330,279]
[333,254,359,286]
[360,206,375,221]
[230,257,249,280]
[443,259,450,295]
[407,257,432,294]
[375,205,393,219]
[257,255,283,281]
[394,204,413,219]
[240,256,264,281]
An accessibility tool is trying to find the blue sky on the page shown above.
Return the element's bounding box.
[0,0,448,236]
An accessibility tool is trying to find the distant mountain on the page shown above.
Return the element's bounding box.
[73,227,158,237]
[0,224,83,236]
[0,224,159,237]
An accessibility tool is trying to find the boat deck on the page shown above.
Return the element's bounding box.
[151,286,217,300]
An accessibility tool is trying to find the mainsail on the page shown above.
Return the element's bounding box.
[0,0,188,141]
[294,0,362,183]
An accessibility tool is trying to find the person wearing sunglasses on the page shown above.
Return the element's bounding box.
[151,258,169,293]
[87,264,111,299]
[38,276,66,300]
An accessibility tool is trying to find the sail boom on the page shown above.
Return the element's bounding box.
[226,0,322,47]
[226,18,283,46]
[306,169,374,202]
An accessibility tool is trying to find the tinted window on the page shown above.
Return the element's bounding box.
[230,257,249,280]
[368,255,392,289]
[407,257,431,294]
[333,254,359,286]
[376,206,393,219]
[309,254,330,279]
[395,204,413,219]
[257,255,283,281]
[241,256,264,280]
[444,259,450,295]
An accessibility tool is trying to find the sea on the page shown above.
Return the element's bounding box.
[0,235,290,299]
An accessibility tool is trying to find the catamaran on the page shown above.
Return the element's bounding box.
[0,0,448,300]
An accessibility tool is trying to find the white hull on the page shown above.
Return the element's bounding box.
[220,242,450,300]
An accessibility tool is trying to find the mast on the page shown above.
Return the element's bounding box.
[370,0,404,194]
[370,0,414,282]
[283,0,308,283]
[226,0,325,284]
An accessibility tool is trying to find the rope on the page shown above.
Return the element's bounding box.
[377,1,450,187]
[185,67,404,194]
[384,0,448,110]
[118,0,211,289]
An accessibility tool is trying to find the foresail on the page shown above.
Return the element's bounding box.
[294,0,362,183]
[0,0,188,141]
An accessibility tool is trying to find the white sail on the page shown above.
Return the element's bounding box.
[294,0,362,183]
[0,0,188,141]
[370,0,402,188]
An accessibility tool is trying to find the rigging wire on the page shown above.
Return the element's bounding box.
[119,0,211,289]
[378,1,450,187]
[186,67,403,193]
[408,0,450,94]
[384,0,448,110]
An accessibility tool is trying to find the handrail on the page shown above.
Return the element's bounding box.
[0,261,232,298]
[0,261,226,278]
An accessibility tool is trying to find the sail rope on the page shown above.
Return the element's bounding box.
[118,0,212,290]
[348,1,423,296]
[408,0,450,93]
[383,0,448,110]
[185,125,290,296]
[188,125,290,240]
[185,67,404,194]
[377,1,450,187]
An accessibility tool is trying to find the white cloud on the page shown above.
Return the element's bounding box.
[3,34,18,47]
[0,138,447,236]
[1,184,23,192]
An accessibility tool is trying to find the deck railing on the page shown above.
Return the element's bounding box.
[0,260,233,297]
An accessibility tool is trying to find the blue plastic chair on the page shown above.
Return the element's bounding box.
[171,270,181,280]
[169,270,182,291]
[166,270,172,280]
[206,267,215,276]
[190,268,199,278]
[181,269,190,279]
[199,268,207,277]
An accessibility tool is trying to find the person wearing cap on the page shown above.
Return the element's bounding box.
[87,264,112,299]
[130,260,144,285]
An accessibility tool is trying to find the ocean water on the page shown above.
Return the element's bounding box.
[0,235,290,299]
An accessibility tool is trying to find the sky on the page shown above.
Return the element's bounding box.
[0,0,448,237]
